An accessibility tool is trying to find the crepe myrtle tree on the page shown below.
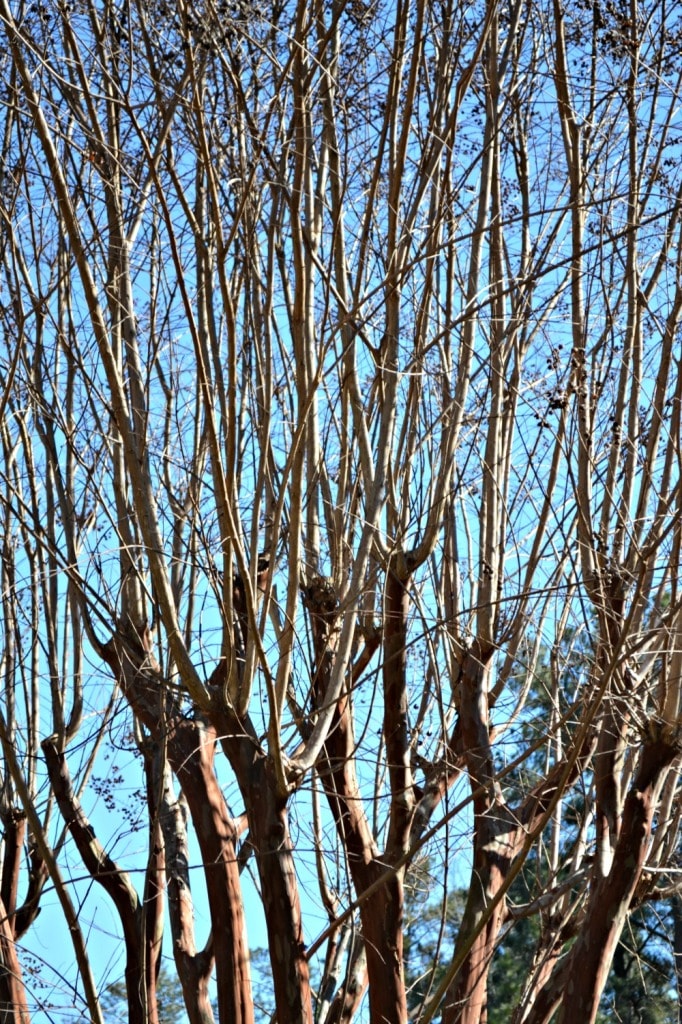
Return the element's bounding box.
[0,0,682,1022]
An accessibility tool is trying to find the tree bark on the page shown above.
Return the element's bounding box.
[303,573,409,1023]
[157,770,215,1024]
[102,635,254,1024]
[554,725,681,1023]
[0,893,30,1024]
[42,738,147,1024]
[168,717,253,1024]
[231,745,312,1024]
[673,895,682,1024]
[442,643,513,1024]
[198,666,313,1024]
[441,808,513,1024]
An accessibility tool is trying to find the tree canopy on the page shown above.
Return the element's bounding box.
[0,0,682,1022]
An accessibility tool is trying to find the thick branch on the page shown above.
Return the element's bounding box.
[555,723,682,1023]
[42,739,147,1024]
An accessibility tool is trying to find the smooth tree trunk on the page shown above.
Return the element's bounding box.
[210,699,313,1024]
[167,717,253,1024]
[0,896,30,1024]
[102,633,256,1024]
[303,571,410,1024]
[554,724,681,1023]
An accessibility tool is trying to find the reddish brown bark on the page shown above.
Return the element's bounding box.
[444,659,602,1024]
[359,870,407,1024]
[0,809,40,1020]
[217,722,312,1024]
[383,564,415,862]
[102,588,310,1024]
[157,771,214,1024]
[12,844,46,943]
[168,717,253,1024]
[211,566,313,1024]
[305,563,462,1022]
[0,892,29,1024]
[0,811,46,943]
[0,815,31,1024]
[519,725,682,1024]
[142,752,165,1024]
[0,813,23,928]
[251,800,311,1023]
[42,738,148,1024]
[554,726,681,1023]
[442,813,513,1024]
[101,634,254,1024]
[318,765,408,1024]
[303,573,409,1024]
[442,643,513,1024]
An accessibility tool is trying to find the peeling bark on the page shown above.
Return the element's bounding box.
[233,747,312,1024]
[101,635,254,1024]
[304,573,409,1023]
[169,717,253,1024]
[555,727,681,1023]
[443,644,512,1024]
[157,775,214,1024]
[0,893,29,1024]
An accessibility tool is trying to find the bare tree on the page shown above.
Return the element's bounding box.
[0,1,681,1022]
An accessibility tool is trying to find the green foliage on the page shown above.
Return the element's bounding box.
[403,883,461,1014]
[402,629,680,1022]
[249,947,276,1021]
[595,907,677,1024]
[101,965,188,1024]
[403,887,677,1022]
[487,915,540,1023]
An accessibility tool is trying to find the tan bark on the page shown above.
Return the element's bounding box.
[0,893,29,1024]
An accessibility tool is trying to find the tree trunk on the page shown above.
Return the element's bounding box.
[168,718,253,1024]
[442,644,512,1024]
[244,765,312,1024]
[0,896,29,1024]
[554,726,681,1023]
[360,873,408,1024]
[102,637,254,1024]
[303,573,409,1023]
[208,697,313,1024]
[441,817,512,1024]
